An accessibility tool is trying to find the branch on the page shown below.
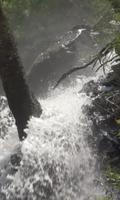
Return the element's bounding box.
[53,57,97,89]
[53,39,116,89]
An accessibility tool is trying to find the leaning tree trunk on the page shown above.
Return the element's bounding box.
[0,3,42,141]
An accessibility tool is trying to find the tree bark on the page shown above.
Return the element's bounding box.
[0,3,42,140]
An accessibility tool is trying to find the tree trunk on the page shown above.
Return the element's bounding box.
[0,3,42,141]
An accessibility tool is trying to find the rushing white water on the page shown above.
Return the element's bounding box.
[0,76,107,200]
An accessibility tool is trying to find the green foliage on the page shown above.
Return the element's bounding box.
[2,0,79,40]
[91,0,111,13]
[116,118,120,125]
[115,119,120,138]
[105,166,120,189]
[96,197,112,200]
[2,0,120,66]
[108,0,120,26]
[111,34,120,55]
[1,0,114,23]
[2,0,66,28]
[109,0,120,13]
[2,0,68,16]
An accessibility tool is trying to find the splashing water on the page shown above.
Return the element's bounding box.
[0,76,106,200]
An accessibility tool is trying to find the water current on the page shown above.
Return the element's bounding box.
[0,75,108,200]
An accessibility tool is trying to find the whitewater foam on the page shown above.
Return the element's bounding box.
[0,76,106,199]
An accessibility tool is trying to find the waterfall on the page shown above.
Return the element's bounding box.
[0,75,107,200]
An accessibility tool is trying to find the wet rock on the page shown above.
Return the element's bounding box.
[33,178,53,200]
[10,153,22,167]
[98,136,114,152]
[83,78,120,166]
[100,72,118,87]
[80,80,99,96]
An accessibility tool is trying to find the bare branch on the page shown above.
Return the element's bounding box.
[53,57,97,89]
[53,38,118,89]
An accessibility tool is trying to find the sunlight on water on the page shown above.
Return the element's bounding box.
[0,76,106,200]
